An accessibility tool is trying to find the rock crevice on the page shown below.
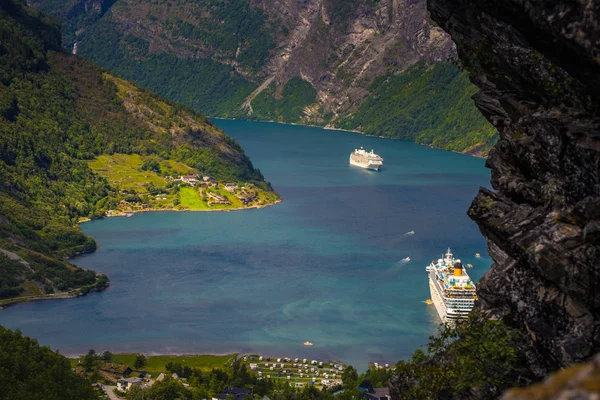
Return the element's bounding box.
[427,0,600,377]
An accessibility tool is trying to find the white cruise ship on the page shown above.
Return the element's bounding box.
[349,147,383,171]
[426,248,477,323]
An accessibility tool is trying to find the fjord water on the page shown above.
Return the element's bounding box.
[0,120,491,369]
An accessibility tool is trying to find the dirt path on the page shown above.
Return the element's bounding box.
[241,76,275,115]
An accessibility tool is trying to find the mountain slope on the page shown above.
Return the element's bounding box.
[0,0,273,305]
[31,0,497,155]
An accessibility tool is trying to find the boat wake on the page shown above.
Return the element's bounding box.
[403,231,415,237]
[395,257,411,267]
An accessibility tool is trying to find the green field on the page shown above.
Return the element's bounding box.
[88,154,279,212]
[179,187,210,210]
[88,154,197,194]
[109,353,238,374]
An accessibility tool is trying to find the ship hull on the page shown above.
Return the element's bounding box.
[349,159,381,171]
[429,277,447,323]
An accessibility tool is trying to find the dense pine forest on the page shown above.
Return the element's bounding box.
[0,0,270,303]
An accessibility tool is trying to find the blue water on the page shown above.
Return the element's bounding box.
[0,120,492,369]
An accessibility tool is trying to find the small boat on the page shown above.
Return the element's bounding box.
[475,253,481,258]
[425,299,433,305]
[303,341,314,347]
[126,213,134,217]
[466,263,473,268]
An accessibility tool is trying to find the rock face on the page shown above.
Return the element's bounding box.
[501,354,600,400]
[249,0,455,119]
[428,0,600,378]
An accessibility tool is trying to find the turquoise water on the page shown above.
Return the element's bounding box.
[0,120,492,369]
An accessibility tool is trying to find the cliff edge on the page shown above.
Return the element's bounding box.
[427,0,599,379]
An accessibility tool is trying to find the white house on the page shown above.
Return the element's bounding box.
[117,377,142,392]
[180,175,198,185]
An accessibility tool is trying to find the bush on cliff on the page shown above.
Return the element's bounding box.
[394,312,528,399]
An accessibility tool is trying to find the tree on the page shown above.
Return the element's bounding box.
[341,365,358,384]
[134,354,147,370]
[102,350,113,362]
[82,349,97,370]
[0,326,96,400]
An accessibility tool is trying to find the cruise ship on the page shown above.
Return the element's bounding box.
[349,147,383,171]
[426,248,477,323]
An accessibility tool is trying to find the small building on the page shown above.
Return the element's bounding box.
[180,175,198,186]
[203,176,210,182]
[213,387,250,400]
[101,363,132,377]
[249,363,258,370]
[156,373,165,382]
[224,183,238,192]
[117,377,142,392]
[359,379,391,400]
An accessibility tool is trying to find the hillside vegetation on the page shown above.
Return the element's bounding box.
[32,0,497,155]
[337,63,498,155]
[0,0,274,303]
[0,326,97,400]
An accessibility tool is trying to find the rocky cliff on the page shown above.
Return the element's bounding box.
[427,0,600,379]
[31,0,497,155]
[247,0,455,120]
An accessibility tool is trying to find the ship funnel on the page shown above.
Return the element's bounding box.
[453,261,463,276]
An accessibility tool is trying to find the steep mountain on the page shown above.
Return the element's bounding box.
[0,0,273,305]
[391,0,600,396]
[31,0,497,155]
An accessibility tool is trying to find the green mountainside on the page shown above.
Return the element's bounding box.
[31,0,497,156]
[0,0,273,304]
[0,326,97,400]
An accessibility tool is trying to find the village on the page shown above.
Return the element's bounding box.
[104,172,279,216]
[75,352,391,400]
[85,154,280,219]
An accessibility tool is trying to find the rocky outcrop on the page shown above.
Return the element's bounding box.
[251,0,456,120]
[501,354,600,400]
[427,0,600,379]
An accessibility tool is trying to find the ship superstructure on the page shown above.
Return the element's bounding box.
[349,147,383,171]
[426,248,476,323]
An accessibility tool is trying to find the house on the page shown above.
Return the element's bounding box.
[359,379,391,400]
[249,363,258,370]
[156,373,165,382]
[212,387,250,400]
[180,175,199,186]
[202,176,210,182]
[224,183,238,192]
[117,377,142,392]
[101,363,132,376]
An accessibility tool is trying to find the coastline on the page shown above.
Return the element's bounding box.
[0,280,110,310]
[78,198,283,224]
[209,116,488,159]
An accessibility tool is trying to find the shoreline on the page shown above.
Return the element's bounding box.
[79,198,283,223]
[0,281,110,310]
[209,117,487,159]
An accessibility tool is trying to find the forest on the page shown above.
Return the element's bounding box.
[338,63,498,155]
[0,326,97,400]
[0,0,269,301]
